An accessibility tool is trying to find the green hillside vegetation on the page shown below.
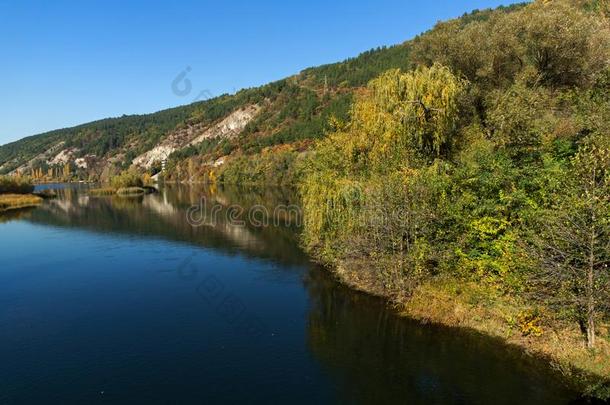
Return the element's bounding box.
[0,5,527,180]
[167,3,533,185]
[299,0,610,398]
[0,90,270,175]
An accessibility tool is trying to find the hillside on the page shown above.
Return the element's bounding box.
[0,4,525,181]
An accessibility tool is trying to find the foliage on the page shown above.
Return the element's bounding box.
[0,175,34,194]
[301,44,413,88]
[300,0,610,361]
[516,309,544,337]
[366,64,467,158]
[241,91,353,153]
[300,64,465,295]
[530,134,610,348]
[411,0,609,89]
[217,146,307,186]
[110,171,144,189]
[486,83,554,152]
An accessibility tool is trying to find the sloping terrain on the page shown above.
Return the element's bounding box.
[132,104,261,169]
[0,3,526,180]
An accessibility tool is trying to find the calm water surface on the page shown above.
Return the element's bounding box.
[0,184,583,404]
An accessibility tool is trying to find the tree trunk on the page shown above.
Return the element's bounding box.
[587,305,595,349]
[586,219,596,349]
[586,257,595,349]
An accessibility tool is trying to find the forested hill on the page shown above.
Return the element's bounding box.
[0,3,526,179]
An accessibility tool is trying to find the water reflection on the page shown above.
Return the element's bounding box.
[304,267,580,404]
[4,184,584,404]
[29,184,306,266]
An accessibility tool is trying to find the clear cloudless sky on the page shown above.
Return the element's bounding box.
[0,0,524,145]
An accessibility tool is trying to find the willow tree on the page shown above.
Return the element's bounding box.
[301,64,466,266]
[367,64,467,160]
[328,63,467,176]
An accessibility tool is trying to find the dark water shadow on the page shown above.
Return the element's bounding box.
[303,265,600,405]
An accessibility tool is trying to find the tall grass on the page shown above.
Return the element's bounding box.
[0,194,42,212]
[0,176,34,194]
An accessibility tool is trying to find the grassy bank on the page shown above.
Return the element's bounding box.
[332,260,610,397]
[0,175,42,212]
[0,194,43,212]
[404,281,610,395]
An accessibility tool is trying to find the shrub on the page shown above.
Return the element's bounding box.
[217,147,305,186]
[0,176,34,194]
[110,171,143,189]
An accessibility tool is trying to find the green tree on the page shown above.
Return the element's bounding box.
[532,135,610,348]
[111,170,144,189]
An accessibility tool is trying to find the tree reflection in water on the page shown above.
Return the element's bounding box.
[304,266,580,405]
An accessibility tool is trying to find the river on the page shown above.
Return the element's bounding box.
[0,184,583,404]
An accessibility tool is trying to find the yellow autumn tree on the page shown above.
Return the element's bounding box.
[312,63,467,178]
[301,64,466,254]
[63,163,71,180]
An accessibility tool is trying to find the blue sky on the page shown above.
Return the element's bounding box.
[0,0,523,145]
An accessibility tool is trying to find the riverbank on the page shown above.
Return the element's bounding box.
[89,186,157,196]
[332,261,610,400]
[0,194,43,212]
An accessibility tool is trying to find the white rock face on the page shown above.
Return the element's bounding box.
[132,144,176,169]
[188,105,260,146]
[49,147,79,166]
[132,104,260,169]
[74,157,88,169]
[10,142,66,174]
